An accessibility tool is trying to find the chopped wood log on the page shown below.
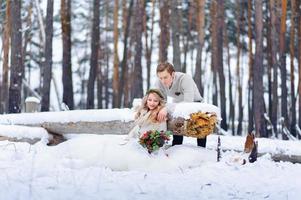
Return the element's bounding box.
[167,112,218,138]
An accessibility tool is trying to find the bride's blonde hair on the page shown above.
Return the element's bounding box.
[136,89,166,123]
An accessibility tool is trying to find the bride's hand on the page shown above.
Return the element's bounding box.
[157,107,167,122]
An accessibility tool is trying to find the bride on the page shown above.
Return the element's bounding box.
[121,89,167,143]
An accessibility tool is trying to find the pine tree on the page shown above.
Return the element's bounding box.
[61,0,74,109]
[1,0,11,113]
[9,0,23,113]
[41,0,54,111]
[87,0,100,109]
[253,0,267,137]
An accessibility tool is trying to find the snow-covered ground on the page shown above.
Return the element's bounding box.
[0,132,300,200]
[0,106,300,200]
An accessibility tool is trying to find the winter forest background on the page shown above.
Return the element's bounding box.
[0,0,301,140]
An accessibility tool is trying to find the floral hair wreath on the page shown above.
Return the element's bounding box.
[146,89,164,99]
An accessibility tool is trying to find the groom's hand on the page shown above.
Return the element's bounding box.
[157,107,167,122]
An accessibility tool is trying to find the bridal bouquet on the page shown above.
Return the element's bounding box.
[139,130,171,153]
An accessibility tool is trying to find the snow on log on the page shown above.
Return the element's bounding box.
[171,102,221,119]
[0,109,135,135]
[0,124,50,144]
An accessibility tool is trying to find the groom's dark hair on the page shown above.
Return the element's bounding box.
[156,62,175,75]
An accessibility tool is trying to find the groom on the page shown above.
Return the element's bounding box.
[154,62,207,147]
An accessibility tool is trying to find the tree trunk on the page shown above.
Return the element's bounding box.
[159,0,170,62]
[41,0,54,111]
[97,47,103,109]
[194,0,206,96]
[33,0,45,95]
[1,0,10,114]
[266,0,272,131]
[105,60,109,108]
[120,0,134,107]
[247,0,254,133]
[22,1,33,77]
[269,0,279,137]
[112,0,120,108]
[210,1,218,106]
[290,0,296,137]
[22,1,32,86]
[87,0,100,109]
[279,0,288,133]
[298,0,301,136]
[102,0,110,109]
[144,0,156,91]
[9,0,23,113]
[216,0,227,131]
[236,0,242,136]
[253,0,267,137]
[182,33,189,73]
[60,0,74,109]
[170,0,182,71]
[224,24,235,135]
[130,0,144,100]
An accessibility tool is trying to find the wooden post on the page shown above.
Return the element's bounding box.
[25,97,41,112]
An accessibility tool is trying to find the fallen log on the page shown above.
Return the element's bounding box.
[0,109,135,135]
[208,147,301,164]
[270,154,301,164]
[0,136,41,145]
[39,121,134,135]
[0,124,51,145]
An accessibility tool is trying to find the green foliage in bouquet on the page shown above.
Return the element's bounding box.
[139,130,171,153]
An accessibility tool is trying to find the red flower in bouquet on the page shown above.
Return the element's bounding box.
[139,130,171,153]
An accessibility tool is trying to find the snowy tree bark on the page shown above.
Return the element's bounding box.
[9,0,23,113]
[41,0,54,111]
[61,0,74,109]
[87,0,100,109]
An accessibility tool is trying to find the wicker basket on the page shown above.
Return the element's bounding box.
[167,112,218,138]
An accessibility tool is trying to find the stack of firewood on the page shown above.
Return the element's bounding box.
[168,112,218,138]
